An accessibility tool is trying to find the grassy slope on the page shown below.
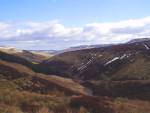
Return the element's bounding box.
[39,42,150,81]
[0,60,94,113]
[1,46,150,113]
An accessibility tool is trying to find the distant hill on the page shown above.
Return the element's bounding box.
[29,50,59,55]
[39,38,150,80]
[127,38,150,43]
[28,44,113,56]
[0,47,51,63]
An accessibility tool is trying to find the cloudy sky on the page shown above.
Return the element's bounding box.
[0,0,150,50]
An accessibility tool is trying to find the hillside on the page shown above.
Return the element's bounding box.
[0,52,116,113]
[0,59,91,95]
[39,38,150,80]
[0,47,51,63]
[1,38,150,113]
[0,59,93,113]
[1,59,150,113]
[31,38,150,101]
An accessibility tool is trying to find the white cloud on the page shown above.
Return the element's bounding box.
[1,16,150,49]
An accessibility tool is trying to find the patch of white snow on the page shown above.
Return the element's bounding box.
[143,44,149,50]
[105,57,120,66]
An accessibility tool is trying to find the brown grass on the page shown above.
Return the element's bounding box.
[0,90,70,113]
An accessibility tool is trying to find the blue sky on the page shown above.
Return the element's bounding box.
[0,0,150,50]
[0,0,150,26]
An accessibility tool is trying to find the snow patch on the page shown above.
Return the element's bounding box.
[105,57,120,66]
[143,44,149,50]
[104,53,132,66]
[120,54,126,59]
[77,57,94,71]
[77,53,101,72]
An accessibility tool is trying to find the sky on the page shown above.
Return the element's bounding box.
[0,0,150,50]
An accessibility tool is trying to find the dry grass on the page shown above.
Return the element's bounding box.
[0,89,70,113]
[37,107,49,113]
[37,106,88,113]
[0,60,35,75]
[114,98,150,113]
[38,74,90,95]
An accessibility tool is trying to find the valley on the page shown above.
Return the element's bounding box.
[1,38,150,113]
